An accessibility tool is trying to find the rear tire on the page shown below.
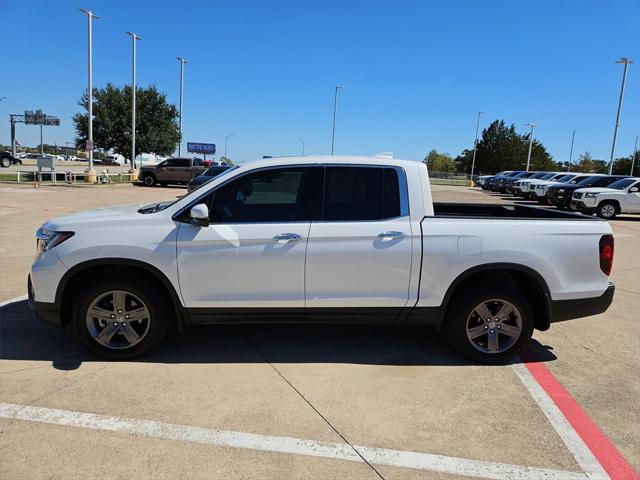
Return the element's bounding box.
[71,278,170,360]
[142,173,157,186]
[445,285,534,364]
[596,201,618,220]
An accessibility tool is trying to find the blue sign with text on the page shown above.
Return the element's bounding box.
[187,142,216,154]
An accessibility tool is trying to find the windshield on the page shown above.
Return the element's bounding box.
[556,174,575,182]
[539,173,557,180]
[204,166,229,176]
[515,171,535,178]
[529,172,548,179]
[576,176,605,187]
[606,178,637,190]
[138,165,239,214]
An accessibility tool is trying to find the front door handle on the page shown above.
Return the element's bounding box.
[377,231,406,240]
[273,233,302,243]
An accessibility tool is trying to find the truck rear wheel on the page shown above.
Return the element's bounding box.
[71,278,170,360]
[445,285,534,364]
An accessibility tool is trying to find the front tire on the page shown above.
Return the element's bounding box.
[596,201,618,220]
[0,157,11,168]
[142,173,157,186]
[72,278,170,360]
[445,285,534,364]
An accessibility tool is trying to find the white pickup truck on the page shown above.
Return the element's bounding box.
[29,156,616,363]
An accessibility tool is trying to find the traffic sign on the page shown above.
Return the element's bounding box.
[85,139,95,152]
[187,142,216,154]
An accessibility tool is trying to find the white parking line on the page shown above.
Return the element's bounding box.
[0,295,27,308]
[512,363,608,480]
[0,402,588,480]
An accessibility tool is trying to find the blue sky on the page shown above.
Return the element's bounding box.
[1,0,638,164]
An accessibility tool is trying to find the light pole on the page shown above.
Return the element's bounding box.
[525,123,537,171]
[631,136,639,176]
[127,32,140,170]
[297,137,305,156]
[0,97,5,146]
[80,8,98,181]
[177,56,187,156]
[568,130,578,172]
[608,57,633,175]
[331,85,342,155]
[470,111,483,180]
[224,133,235,158]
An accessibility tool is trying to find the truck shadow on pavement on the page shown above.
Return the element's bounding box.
[1,300,557,371]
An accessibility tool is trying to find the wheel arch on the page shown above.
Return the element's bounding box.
[441,263,552,331]
[57,258,186,329]
[598,198,621,213]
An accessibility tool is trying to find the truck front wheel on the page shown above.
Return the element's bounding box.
[445,286,534,364]
[142,173,157,186]
[72,278,170,360]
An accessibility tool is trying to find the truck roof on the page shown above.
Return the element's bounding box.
[244,155,420,169]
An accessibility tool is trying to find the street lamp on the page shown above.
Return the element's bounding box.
[631,136,639,176]
[470,111,483,180]
[524,123,537,171]
[177,56,187,156]
[568,130,578,172]
[224,133,235,158]
[331,85,342,155]
[80,8,99,180]
[297,137,305,156]
[126,32,141,170]
[608,57,633,175]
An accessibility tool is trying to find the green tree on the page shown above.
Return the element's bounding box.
[73,84,180,163]
[455,120,557,174]
[424,149,456,173]
[610,153,640,176]
[217,156,235,166]
[576,151,607,173]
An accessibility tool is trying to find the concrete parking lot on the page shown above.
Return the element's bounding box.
[1,182,638,479]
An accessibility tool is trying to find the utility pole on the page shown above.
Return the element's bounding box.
[568,130,578,172]
[127,32,141,169]
[608,57,633,175]
[177,57,187,156]
[224,133,235,158]
[631,136,639,176]
[470,111,483,180]
[80,8,99,181]
[297,137,305,156]
[331,85,342,155]
[525,123,537,171]
[0,97,5,146]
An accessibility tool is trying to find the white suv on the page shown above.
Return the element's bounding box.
[571,177,640,219]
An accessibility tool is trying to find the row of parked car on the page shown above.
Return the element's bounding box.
[477,170,640,219]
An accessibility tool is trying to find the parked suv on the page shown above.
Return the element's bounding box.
[187,165,233,192]
[139,157,206,186]
[547,175,627,210]
[572,177,640,219]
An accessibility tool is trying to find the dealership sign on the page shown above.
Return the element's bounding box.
[187,142,216,154]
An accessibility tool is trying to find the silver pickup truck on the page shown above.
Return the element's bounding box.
[139,157,205,186]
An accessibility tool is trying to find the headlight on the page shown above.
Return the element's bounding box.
[585,193,598,198]
[36,227,74,254]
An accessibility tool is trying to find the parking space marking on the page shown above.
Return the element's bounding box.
[513,359,639,480]
[0,402,589,480]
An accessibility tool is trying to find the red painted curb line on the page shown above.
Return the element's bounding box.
[521,351,639,480]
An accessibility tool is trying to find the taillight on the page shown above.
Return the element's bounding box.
[599,234,614,276]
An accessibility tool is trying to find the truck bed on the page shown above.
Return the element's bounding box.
[432,202,600,220]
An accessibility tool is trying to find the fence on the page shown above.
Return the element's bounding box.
[428,171,480,186]
[0,170,136,184]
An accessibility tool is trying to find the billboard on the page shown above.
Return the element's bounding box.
[187,142,216,154]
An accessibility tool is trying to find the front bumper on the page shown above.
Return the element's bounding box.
[548,282,615,324]
[28,275,61,327]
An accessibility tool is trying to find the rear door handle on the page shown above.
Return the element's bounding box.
[273,233,302,243]
[377,231,406,240]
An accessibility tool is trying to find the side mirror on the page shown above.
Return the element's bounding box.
[189,204,210,227]
[630,187,639,193]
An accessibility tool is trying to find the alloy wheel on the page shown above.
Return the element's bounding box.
[465,299,523,354]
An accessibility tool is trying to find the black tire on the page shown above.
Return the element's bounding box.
[0,157,11,168]
[445,284,534,364]
[596,201,618,220]
[71,277,170,360]
[142,173,157,186]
